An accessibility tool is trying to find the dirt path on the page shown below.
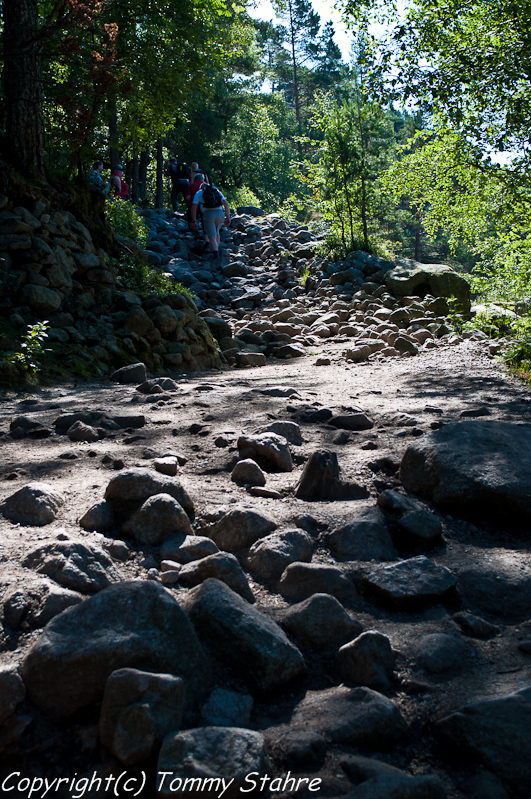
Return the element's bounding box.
[1,337,531,798]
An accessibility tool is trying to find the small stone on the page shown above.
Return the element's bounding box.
[67,420,100,443]
[110,363,147,384]
[231,459,266,486]
[154,456,179,476]
[122,493,192,546]
[280,593,362,648]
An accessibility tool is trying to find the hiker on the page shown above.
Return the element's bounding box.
[89,160,110,195]
[111,165,132,201]
[185,171,207,234]
[190,161,210,185]
[190,182,230,259]
[168,157,190,212]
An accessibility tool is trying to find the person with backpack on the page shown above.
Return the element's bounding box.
[190,181,230,259]
[168,157,190,212]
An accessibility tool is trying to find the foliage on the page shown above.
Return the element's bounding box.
[105,197,148,245]
[116,254,194,299]
[1,321,51,373]
[222,185,262,210]
[382,129,531,302]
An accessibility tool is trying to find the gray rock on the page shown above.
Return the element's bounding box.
[337,630,396,690]
[400,421,531,527]
[364,556,456,607]
[413,633,469,675]
[281,593,362,648]
[456,559,531,621]
[329,413,374,431]
[340,753,404,782]
[272,729,327,769]
[110,363,147,384]
[326,507,397,561]
[121,493,192,545]
[188,579,306,694]
[396,510,443,542]
[386,261,470,312]
[257,420,303,445]
[435,685,531,796]
[203,317,233,340]
[104,468,194,519]
[377,489,419,515]
[245,529,314,581]
[99,667,185,766]
[29,581,83,626]
[205,506,277,552]
[20,284,62,314]
[1,482,64,526]
[154,456,179,476]
[231,459,266,486]
[21,580,211,716]
[465,771,510,799]
[158,726,269,799]
[79,499,115,534]
[0,666,26,724]
[453,611,501,639]
[295,450,369,501]
[349,773,448,799]
[67,420,100,442]
[292,685,408,748]
[161,534,219,564]
[22,540,119,593]
[201,688,253,728]
[236,352,267,368]
[179,552,255,603]
[237,432,292,472]
[278,562,357,603]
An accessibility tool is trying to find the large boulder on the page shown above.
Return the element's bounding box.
[21,581,211,716]
[435,686,531,797]
[104,468,194,520]
[22,541,119,593]
[385,261,470,312]
[291,685,408,748]
[400,421,531,527]
[188,579,305,694]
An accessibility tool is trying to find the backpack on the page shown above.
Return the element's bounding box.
[202,185,222,208]
[173,162,190,181]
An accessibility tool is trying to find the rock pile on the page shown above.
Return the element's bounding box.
[0,197,220,379]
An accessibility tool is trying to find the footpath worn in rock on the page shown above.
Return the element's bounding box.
[1,207,531,799]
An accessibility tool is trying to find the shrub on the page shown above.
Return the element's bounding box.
[105,196,148,245]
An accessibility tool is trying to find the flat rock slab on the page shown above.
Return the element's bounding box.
[22,541,119,593]
[329,413,374,431]
[21,581,210,716]
[1,482,64,526]
[291,685,408,749]
[364,555,456,607]
[435,685,531,796]
[400,421,531,527]
[188,579,305,694]
[158,726,269,799]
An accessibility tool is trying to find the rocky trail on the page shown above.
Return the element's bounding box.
[1,206,531,799]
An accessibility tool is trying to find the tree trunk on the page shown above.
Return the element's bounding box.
[131,151,139,204]
[109,102,120,170]
[138,150,149,202]
[155,138,164,209]
[3,0,45,175]
[415,214,422,261]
